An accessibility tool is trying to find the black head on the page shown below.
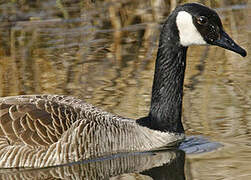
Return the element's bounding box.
[174,3,247,57]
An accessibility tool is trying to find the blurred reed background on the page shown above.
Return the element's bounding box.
[0,0,249,133]
[0,0,248,115]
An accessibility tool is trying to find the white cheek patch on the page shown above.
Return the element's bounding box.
[176,11,207,46]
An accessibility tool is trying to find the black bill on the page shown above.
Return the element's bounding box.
[212,31,247,57]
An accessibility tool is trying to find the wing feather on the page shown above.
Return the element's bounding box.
[0,95,82,147]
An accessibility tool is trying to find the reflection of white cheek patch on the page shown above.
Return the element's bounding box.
[176,11,207,46]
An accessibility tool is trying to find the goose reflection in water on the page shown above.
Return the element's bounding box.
[0,136,221,180]
[0,149,185,180]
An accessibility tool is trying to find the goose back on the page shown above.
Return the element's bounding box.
[0,95,184,167]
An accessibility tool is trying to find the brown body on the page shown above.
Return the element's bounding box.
[0,95,184,167]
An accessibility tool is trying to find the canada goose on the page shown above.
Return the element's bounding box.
[0,3,247,168]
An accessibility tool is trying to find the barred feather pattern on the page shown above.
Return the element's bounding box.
[0,95,184,168]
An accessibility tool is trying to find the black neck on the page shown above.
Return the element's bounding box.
[137,13,187,133]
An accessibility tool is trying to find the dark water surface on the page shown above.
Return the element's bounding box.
[0,0,250,179]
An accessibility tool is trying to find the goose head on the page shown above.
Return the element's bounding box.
[175,3,247,57]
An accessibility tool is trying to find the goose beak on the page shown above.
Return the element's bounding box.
[212,31,247,57]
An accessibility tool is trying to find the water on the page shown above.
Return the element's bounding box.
[0,0,250,179]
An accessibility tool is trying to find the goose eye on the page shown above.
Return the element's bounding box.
[197,16,208,25]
